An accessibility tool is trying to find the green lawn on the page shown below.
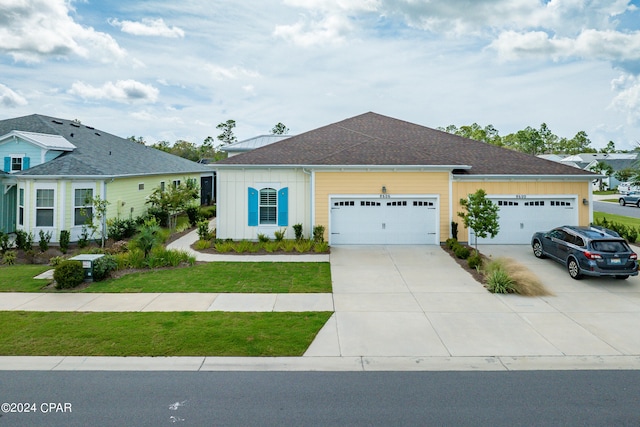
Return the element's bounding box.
[0,311,332,356]
[594,211,640,228]
[0,262,332,293]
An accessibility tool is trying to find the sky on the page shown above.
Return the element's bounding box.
[1,0,640,151]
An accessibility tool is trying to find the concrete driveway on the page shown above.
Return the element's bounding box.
[305,244,640,359]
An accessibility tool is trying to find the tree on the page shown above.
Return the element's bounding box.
[589,161,614,191]
[601,141,617,154]
[458,189,500,251]
[151,140,171,153]
[615,167,634,183]
[170,140,200,162]
[146,178,200,230]
[128,136,146,145]
[216,119,237,145]
[81,195,110,248]
[271,122,289,135]
[556,131,595,155]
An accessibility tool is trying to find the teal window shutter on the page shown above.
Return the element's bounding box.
[248,187,258,226]
[277,187,288,226]
[23,157,30,170]
[3,157,9,172]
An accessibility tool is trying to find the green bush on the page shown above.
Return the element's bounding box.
[453,244,470,259]
[293,224,303,241]
[313,225,325,243]
[194,239,212,250]
[77,226,89,248]
[313,241,330,253]
[451,222,459,240]
[486,268,515,294]
[467,252,482,269]
[257,233,270,243]
[214,240,234,253]
[15,230,33,251]
[107,217,138,241]
[38,230,52,252]
[197,220,212,241]
[59,230,70,254]
[186,206,201,227]
[146,206,169,228]
[54,260,85,289]
[49,256,65,267]
[0,231,11,252]
[199,205,216,219]
[93,255,118,281]
[2,250,16,265]
[295,239,313,253]
[445,238,458,249]
[274,228,286,242]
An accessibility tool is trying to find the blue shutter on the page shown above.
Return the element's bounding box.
[248,187,258,226]
[3,157,9,172]
[22,157,30,170]
[277,187,288,226]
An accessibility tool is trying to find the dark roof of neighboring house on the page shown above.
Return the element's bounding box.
[596,158,639,171]
[216,112,593,176]
[0,114,210,177]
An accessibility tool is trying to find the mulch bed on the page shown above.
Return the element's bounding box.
[441,243,488,285]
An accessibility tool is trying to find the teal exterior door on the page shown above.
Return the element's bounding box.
[0,184,17,234]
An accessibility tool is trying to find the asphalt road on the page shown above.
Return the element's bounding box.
[594,200,640,218]
[1,371,639,426]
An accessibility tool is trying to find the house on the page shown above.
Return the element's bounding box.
[222,134,293,157]
[0,114,213,242]
[214,112,597,245]
[541,153,640,191]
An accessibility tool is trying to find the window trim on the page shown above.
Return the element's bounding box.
[259,187,277,225]
[73,187,94,226]
[18,188,24,226]
[35,187,55,228]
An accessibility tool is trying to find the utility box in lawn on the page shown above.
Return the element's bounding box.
[69,254,105,282]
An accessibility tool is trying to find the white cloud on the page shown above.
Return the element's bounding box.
[68,80,159,103]
[109,18,185,38]
[0,83,28,107]
[0,0,126,63]
[274,13,354,46]
[610,74,640,124]
[490,29,640,63]
[205,64,260,80]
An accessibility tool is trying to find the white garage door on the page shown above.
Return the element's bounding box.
[330,197,438,244]
[473,196,577,244]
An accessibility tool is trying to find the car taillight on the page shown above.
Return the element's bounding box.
[631,253,638,260]
[584,251,602,260]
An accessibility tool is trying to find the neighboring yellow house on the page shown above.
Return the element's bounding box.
[0,114,214,242]
[214,112,596,245]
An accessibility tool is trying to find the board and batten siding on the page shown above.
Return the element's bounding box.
[314,171,450,242]
[452,180,591,240]
[105,173,203,220]
[216,168,309,240]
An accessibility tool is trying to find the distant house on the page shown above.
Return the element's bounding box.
[540,153,640,190]
[221,134,293,157]
[214,112,596,245]
[0,114,213,241]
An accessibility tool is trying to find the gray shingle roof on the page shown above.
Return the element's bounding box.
[216,112,594,176]
[0,114,210,177]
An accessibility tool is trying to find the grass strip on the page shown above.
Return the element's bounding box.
[593,211,640,229]
[0,262,332,293]
[0,311,332,357]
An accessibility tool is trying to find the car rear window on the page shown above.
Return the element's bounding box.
[591,240,628,252]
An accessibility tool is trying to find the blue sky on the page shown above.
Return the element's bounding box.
[1,0,640,150]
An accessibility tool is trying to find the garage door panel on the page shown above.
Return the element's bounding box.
[474,197,577,245]
[331,197,437,245]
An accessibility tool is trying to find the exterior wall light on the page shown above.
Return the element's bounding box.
[382,186,387,194]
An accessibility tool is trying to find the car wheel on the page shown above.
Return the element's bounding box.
[567,258,582,280]
[532,241,545,258]
[636,201,640,208]
[619,199,626,206]
[615,275,629,280]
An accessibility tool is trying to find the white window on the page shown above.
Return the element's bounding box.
[36,189,54,227]
[160,181,165,192]
[74,188,93,226]
[11,157,22,171]
[18,188,24,226]
[259,188,277,225]
[138,183,144,190]
[172,179,181,188]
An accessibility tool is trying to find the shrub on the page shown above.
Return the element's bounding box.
[93,255,118,281]
[15,230,33,251]
[485,267,515,294]
[49,256,65,267]
[451,222,459,240]
[274,228,286,242]
[453,244,470,259]
[282,240,296,252]
[467,252,482,269]
[313,241,330,253]
[2,250,16,265]
[197,220,212,241]
[214,240,234,253]
[313,225,325,243]
[199,205,216,219]
[126,248,146,269]
[146,206,169,228]
[263,241,279,253]
[59,230,70,254]
[186,205,201,227]
[106,240,129,255]
[77,226,90,248]
[257,233,270,243]
[445,238,458,249]
[233,240,253,253]
[295,239,313,253]
[107,217,138,241]
[194,239,212,250]
[0,231,11,252]
[293,224,303,241]
[54,260,85,289]
[38,230,52,252]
